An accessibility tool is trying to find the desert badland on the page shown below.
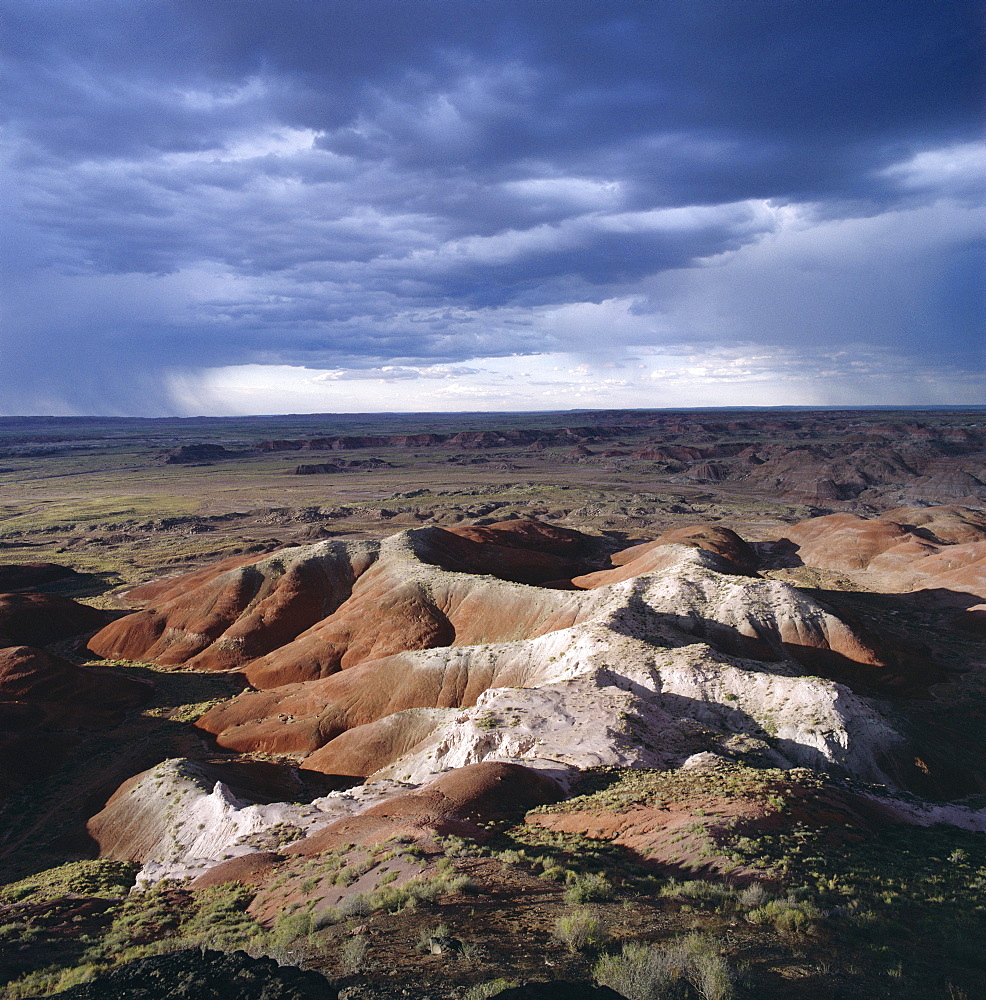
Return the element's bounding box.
[1,408,985,1000]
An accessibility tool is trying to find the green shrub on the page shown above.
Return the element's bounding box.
[659,879,735,907]
[417,922,450,952]
[496,849,524,865]
[53,965,100,991]
[737,883,768,910]
[553,910,609,953]
[594,934,733,1000]
[313,906,342,929]
[270,909,315,946]
[539,860,568,881]
[745,895,821,936]
[338,872,468,917]
[444,873,480,895]
[339,894,373,919]
[0,860,140,903]
[183,884,260,949]
[564,872,614,904]
[436,834,484,858]
[458,940,482,962]
[339,934,368,974]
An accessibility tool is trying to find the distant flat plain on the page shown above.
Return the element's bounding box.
[1,408,983,594]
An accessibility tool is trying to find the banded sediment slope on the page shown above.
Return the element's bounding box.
[81,512,986,884]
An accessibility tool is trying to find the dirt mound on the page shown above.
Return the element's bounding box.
[687,461,731,482]
[86,758,356,865]
[75,496,986,889]
[289,761,563,850]
[300,707,453,777]
[88,542,379,671]
[96,518,879,701]
[196,645,512,754]
[529,760,897,882]
[88,521,608,681]
[20,948,336,999]
[784,513,914,571]
[193,541,902,758]
[96,526,602,690]
[242,555,600,691]
[123,552,273,605]
[882,505,986,544]
[0,592,111,647]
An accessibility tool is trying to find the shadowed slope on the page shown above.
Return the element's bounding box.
[570,525,757,588]
[0,593,111,647]
[0,646,153,802]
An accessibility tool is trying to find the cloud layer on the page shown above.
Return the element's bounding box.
[2,0,983,413]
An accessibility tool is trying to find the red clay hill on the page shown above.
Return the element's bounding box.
[86,512,973,696]
[80,513,984,774]
[87,517,883,701]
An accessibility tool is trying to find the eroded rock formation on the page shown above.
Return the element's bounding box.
[781,505,986,605]
[82,509,986,885]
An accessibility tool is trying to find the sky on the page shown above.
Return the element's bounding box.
[2,0,983,416]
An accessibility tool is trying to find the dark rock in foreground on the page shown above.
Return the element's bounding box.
[496,983,629,1000]
[26,948,337,999]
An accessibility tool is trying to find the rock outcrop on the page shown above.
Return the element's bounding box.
[87,758,365,878]
[162,444,246,464]
[19,948,337,1000]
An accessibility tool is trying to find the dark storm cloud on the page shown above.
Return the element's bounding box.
[1,0,982,412]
